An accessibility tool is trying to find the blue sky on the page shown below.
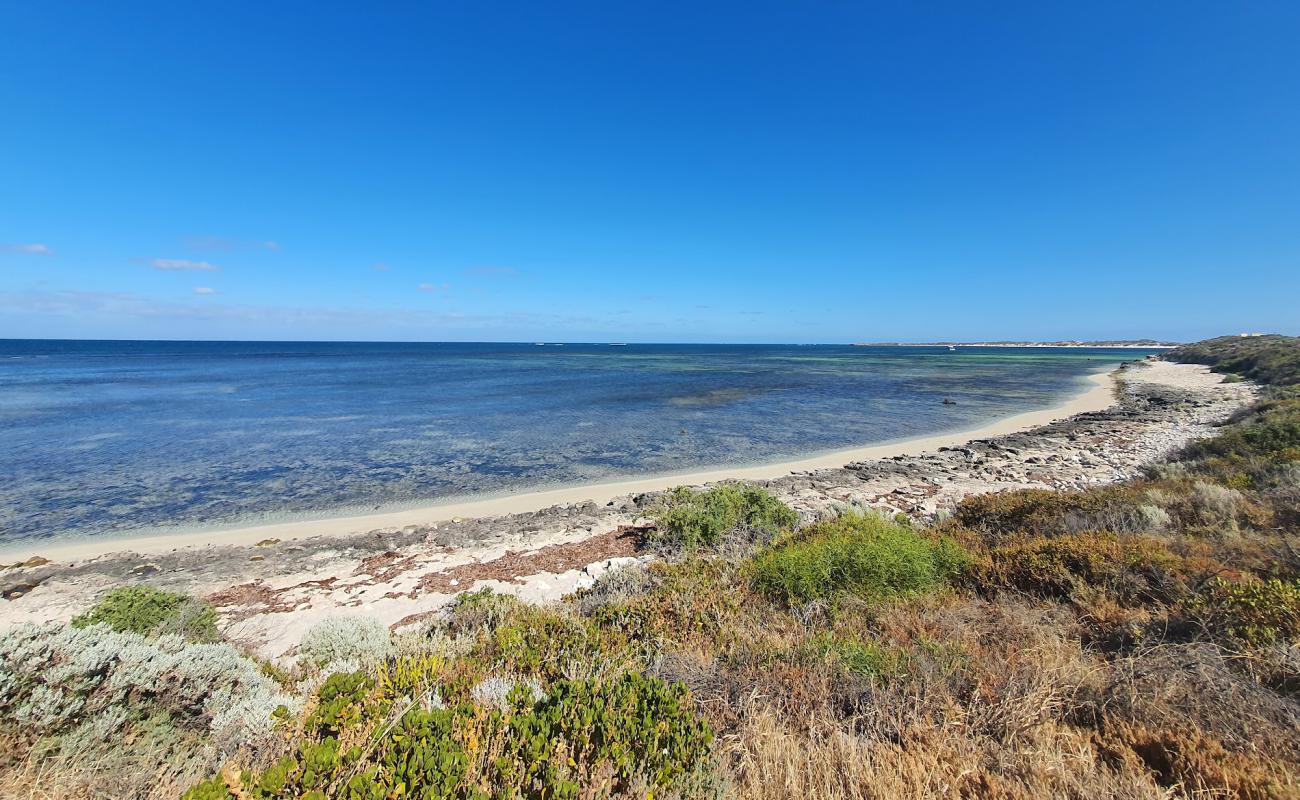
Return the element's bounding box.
[2,2,1297,343]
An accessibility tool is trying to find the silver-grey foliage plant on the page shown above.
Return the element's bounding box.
[0,621,300,754]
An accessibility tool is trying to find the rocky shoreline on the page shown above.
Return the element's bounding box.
[0,359,1255,661]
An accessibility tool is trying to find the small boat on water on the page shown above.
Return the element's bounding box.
[948,345,956,351]
[609,343,628,346]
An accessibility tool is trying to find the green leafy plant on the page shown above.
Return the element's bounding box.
[503,672,715,796]
[1186,577,1300,646]
[71,585,219,642]
[179,778,234,800]
[651,483,797,551]
[748,512,967,605]
[492,612,605,680]
[183,666,715,800]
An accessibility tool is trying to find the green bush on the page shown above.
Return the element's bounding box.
[1186,577,1300,646]
[955,489,1071,535]
[748,512,968,605]
[444,586,520,638]
[488,607,626,681]
[185,667,715,800]
[651,483,797,550]
[503,672,715,795]
[72,585,219,642]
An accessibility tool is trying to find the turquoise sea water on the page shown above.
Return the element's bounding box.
[0,341,1156,544]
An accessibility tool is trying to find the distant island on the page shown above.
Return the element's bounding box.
[854,339,1180,348]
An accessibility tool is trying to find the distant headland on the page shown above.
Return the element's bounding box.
[853,339,1179,348]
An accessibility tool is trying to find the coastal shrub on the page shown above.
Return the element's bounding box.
[1167,334,1300,386]
[1190,478,1242,522]
[1265,481,1300,533]
[1151,480,1273,535]
[1183,398,1300,467]
[486,605,632,682]
[588,557,745,651]
[505,672,716,796]
[442,586,522,639]
[955,489,1081,536]
[179,777,235,800]
[748,513,967,606]
[650,483,797,551]
[185,668,715,800]
[71,585,220,643]
[0,621,299,796]
[953,485,1161,539]
[965,532,1184,606]
[471,674,544,710]
[1186,578,1300,646]
[575,561,653,616]
[297,614,395,670]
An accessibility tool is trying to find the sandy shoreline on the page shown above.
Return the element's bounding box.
[2,370,1118,563]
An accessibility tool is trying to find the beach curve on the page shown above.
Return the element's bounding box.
[1,369,1118,563]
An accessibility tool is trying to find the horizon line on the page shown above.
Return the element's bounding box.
[0,336,1188,346]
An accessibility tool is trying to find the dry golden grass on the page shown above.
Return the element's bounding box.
[0,733,191,800]
[650,585,1300,800]
[723,710,1174,800]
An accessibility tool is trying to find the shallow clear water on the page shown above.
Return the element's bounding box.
[0,340,1155,543]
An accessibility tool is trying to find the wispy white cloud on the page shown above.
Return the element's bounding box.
[193,287,220,295]
[5,243,52,255]
[150,258,220,271]
[465,266,519,277]
[418,282,451,292]
[371,262,390,271]
[261,240,280,251]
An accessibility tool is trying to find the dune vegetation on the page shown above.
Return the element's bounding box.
[2,335,1299,799]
